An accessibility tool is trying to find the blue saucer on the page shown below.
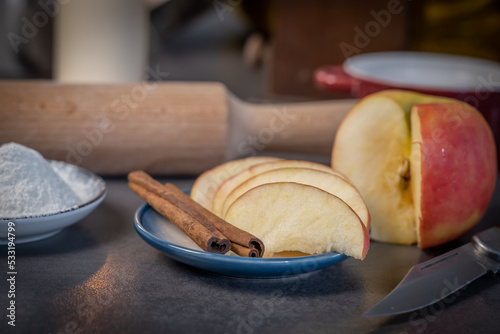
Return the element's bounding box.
[134,203,348,278]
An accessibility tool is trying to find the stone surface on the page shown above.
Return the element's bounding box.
[1,176,499,334]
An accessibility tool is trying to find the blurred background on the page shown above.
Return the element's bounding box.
[1,0,500,101]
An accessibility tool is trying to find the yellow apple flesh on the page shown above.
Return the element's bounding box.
[224,182,370,259]
[221,167,370,229]
[211,159,349,216]
[190,156,281,209]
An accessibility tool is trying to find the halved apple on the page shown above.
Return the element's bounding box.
[211,159,349,216]
[190,156,282,209]
[221,167,370,229]
[332,90,497,247]
[224,182,370,259]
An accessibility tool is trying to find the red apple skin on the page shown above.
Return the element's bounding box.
[414,103,497,248]
[360,225,370,260]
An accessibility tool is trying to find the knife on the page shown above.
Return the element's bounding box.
[0,80,357,175]
[363,225,500,317]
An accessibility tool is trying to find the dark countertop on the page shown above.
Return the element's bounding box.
[1,175,499,334]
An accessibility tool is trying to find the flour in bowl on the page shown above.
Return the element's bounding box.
[0,143,82,218]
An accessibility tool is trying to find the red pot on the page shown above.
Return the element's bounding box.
[315,51,500,157]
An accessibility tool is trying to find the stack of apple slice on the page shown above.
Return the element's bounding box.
[191,158,370,260]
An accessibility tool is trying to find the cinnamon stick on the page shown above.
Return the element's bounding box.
[128,170,265,257]
[128,178,230,254]
[163,183,265,257]
[231,243,260,257]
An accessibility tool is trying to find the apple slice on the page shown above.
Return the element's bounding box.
[411,102,497,248]
[221,167,370,229]
[224,182,369,259]
[211,159,350,216]
[190,156,282,209]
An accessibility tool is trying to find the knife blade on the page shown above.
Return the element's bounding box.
[363,225,500,317]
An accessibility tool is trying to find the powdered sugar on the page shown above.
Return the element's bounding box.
[50,160,103,203]
[0,143,100,218]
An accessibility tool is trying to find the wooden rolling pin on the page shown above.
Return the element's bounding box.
[0,80,357,175]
